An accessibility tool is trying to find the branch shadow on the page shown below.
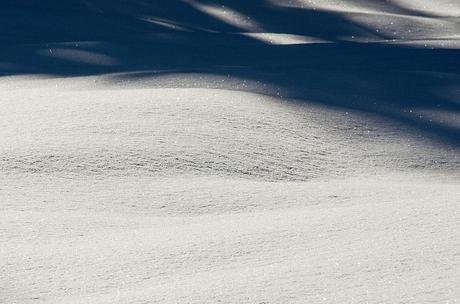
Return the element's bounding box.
[1,0,460,146]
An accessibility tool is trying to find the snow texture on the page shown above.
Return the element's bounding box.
[1,1,460,303]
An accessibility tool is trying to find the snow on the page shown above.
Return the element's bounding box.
[1,1,460,303]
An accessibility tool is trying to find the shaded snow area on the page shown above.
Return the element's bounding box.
[1,1,460,303]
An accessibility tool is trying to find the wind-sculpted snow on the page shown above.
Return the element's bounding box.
[1,78,460,304]
[1,84,458,180]
[2,175,460,304]
[2,0,460,303]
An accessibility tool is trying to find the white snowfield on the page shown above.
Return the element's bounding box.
[1,1,460,303]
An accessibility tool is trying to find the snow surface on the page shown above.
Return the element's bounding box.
[1,1,460,303]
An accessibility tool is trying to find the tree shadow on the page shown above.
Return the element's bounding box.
[1,0,460,146]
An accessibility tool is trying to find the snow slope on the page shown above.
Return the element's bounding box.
[1,1,460,303]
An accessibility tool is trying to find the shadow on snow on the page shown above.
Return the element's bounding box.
[1,0,460,146]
